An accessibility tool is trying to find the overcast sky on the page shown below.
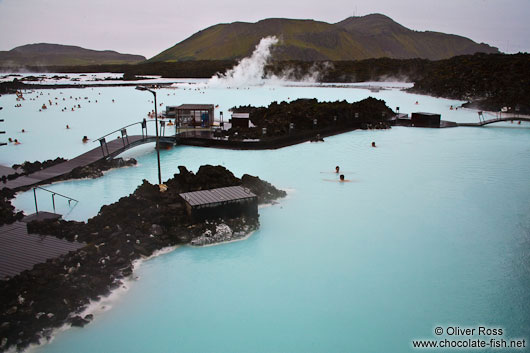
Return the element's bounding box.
[0,0,528,59]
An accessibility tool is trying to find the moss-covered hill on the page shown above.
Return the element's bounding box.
[149,14,498,62]
[0,43,146,67]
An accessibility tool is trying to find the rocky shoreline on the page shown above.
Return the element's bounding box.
[227,97,393,140]
[53,157,138,182]
[0,188,23,226]
[1,157,138,192]
[0,80,173,94]
[0,165,286,352]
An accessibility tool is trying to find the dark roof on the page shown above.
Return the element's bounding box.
[179,186,256,207]
[0,221,85,280]
[412,112,440,116]
[176,104,215,110]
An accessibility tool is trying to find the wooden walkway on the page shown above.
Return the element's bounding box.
[0,164,17,178]
[458,117,530,127]
[0,212,85,280]
[1,135,175,191]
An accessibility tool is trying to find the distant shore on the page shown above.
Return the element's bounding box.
[0,80,174,94]
[2,53,528,113]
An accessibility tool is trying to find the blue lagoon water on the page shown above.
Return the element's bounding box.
[1,81,529,352]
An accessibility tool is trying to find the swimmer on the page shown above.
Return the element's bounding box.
[66,125,70,129]
[8,138,13,143]
[323,174,352,182]
[415,101,419,105]
[335,166,340,173]
[371,141,376,147]
[14,139,20,145]
[82,135,89,143]
[21,129,25,133]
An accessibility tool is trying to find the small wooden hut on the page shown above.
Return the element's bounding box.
[179,185,258,222]
[411,112,441,128]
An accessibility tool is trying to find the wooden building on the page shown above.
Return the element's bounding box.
[175,104,215,127]
[230,113,250,129]
[179,185,258,222]
[411,112,441,128]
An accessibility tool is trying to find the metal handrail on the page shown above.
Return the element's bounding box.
[33,186,79,214]
[94,119,170,143]
[94,121,143,142]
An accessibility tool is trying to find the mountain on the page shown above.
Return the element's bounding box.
[149,14,498,62]
[0,43,146,67]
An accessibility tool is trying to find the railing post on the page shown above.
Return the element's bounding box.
[120,129,126,147]
[33,188,39,214]
[160,120,166,136]
[141,119,147,139]
[121,128,130,146]
[99,138,109,157]
[52,193,56,214]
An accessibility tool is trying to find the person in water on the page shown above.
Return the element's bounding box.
[372,141,376,147]
[82,136,89,143]
[323,173,351,182]
[335,166,340,173]
[14,139,20,145]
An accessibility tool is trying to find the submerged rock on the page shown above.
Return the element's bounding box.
[68,315,89,328]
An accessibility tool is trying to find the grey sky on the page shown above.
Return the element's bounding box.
[0,0,528,59]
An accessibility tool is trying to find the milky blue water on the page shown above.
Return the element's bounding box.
[1,81,529,352]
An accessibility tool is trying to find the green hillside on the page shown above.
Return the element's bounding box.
[0,43,146,67]
[149,14,498,62]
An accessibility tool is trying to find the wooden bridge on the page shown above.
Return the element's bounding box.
[458,115,530,127]
[1,120,175,191]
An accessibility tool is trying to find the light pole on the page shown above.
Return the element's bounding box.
[136,86,162,185]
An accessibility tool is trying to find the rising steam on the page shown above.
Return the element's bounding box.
[207,36,330,87]
[208,36,279,87]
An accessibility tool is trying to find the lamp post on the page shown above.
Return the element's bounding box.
[136,86,162,185]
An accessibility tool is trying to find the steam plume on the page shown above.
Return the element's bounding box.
[208,36,279,87]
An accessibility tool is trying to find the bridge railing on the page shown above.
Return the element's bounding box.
[94,119,174,157]
[33,186,79,215]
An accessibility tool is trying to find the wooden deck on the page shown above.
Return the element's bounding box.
[0,214,85,280]
[1,135,175,191]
